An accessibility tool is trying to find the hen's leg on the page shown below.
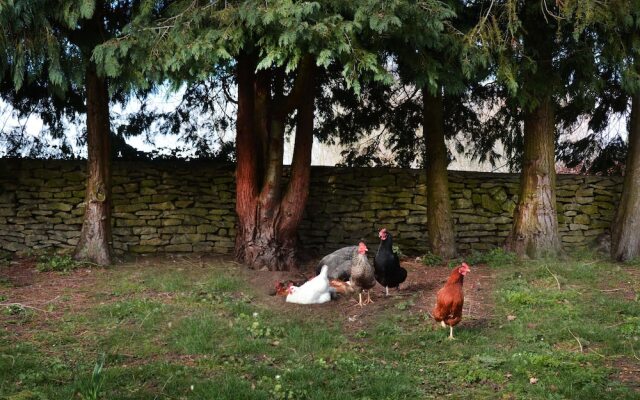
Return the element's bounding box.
[358,293,364,307]
[385,286,389,296]
[440,321,446,328]
[364,290,374,304]
[448,325,455,340]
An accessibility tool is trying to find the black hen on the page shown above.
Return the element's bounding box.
[374,228,407,296]
[315,245,358,280]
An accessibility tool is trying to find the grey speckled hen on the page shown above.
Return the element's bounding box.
[350,242,376,306]
[315,245,358,280]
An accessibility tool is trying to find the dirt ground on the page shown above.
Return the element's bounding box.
[224,256,495,339]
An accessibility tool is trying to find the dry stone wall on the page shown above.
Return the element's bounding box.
[300,168,621,254]
[0,159,622,256]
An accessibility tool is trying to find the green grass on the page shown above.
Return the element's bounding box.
[0,256,638,399]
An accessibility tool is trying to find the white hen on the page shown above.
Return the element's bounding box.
[286,265,333,304]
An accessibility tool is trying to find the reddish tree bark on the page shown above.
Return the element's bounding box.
[423,88,456,259]
[234,54,315,270]
[74,63,113,265]
[611,90,640,261]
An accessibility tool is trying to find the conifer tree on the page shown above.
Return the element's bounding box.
[1,0,140,265]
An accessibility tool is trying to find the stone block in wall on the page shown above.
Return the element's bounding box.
[455,198,473,209]
[152,194,180,203]
[196,225,218,234]
[489,187,508,202]
[140,238,167,246]
[481,194,502,213]
[207,209,232,216]
[556,189,575,198]
[39,203,73,212]
[569,223,589,231]
[132,227,157,235]
[136,211,162,218]
[160,225,197,234]
[161,218,182,226]
[116,219,147,227]
[0,208,15,217]
[165,244,192,252]
[406,215,427,225]
[150,202,175,211]
[579,205,598,215]
[456,223,497,232]
[129,245,157,253]
[458,214,489,224]
[573,214,590,225]
[584,229,604,237]
[170,234,205,244]
[113,212,137,220]
[115,204,148,213]
[377,209,410,219]
[489,216,511,224]
[590,219,611,229]
[592,201,614,210]
[599,209,615,218]
[175,200,195,208]
[562,233,584,243]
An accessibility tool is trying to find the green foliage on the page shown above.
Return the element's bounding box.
[76,355,106,400]
[3,303,28,316]
[421,251,443,266]
[93,0,410,93]
[466,247,518,267]
[392,244,404,258]
[36,254,79,273]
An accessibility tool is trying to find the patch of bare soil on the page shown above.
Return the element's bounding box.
[0,258,105,338]
[607,266,640,393]
[613,356,640,393]
[594,265,639,302]
[245,257,496,338]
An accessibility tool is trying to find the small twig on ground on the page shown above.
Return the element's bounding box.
[631,345,640,362]
[39,295,61,305]
[598,288,623,292]
[0,354,16,366]
[589,348,605,358]
[568,328,583,353]
[0,302,49,313]
[545,265,561,290]
[154,374,174,400]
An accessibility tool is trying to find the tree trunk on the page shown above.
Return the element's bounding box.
[506,96,561,258]
[74,64,112,265]
[611,91,640,261]
[423,88,456,259]
[234,55,315,271]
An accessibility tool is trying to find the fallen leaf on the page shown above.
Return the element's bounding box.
[530,377,538,384]
[507,315,517,321]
